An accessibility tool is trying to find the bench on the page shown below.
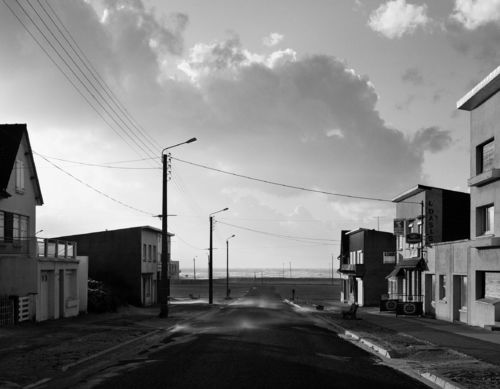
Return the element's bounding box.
[341,303,358,319]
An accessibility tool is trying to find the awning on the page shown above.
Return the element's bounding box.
[385,258,426,279]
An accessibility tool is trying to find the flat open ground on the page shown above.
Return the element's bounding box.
[171,278,341,306]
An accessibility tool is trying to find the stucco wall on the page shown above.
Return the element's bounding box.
[0,256,37,295]
[1,135,39,238]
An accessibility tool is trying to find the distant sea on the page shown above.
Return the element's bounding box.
[180,268,338,280]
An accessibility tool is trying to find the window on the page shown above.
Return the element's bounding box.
[143,244,147,261]
[15,159,25,193]
[397,235,404,250]
[1,212,29,242]
[153,245,157,262]
[477,204,494,236]
[148,245,152,261]
[357,250,363,264]
[477,138,495,174]
[485,272,500,299]
[439,275,447,300]
[349,251,355,264]
[459,276,467,310]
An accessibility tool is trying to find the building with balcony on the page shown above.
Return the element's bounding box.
[442,64,500,328]
[387,185,470,316]
[338,228,395,306]
[0,124,87,324]
[57,226,172,306]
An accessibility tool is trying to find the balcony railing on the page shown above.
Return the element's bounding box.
[338,263,365,276]
[37,239,77,259]
[0,237,76,259]
[0,238,32,255]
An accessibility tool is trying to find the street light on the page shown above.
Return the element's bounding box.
[226,234,235,299]
[209,207,229,304]
[159,137,197,318]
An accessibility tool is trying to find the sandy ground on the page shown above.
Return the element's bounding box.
[170,278,340,305]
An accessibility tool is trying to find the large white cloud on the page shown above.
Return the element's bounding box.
[451,0,500,29]
[368,0,430,39]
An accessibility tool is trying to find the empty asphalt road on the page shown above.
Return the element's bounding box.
[72,286,430,389]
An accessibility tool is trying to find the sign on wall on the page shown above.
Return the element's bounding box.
[394,219,405,235]
[406,233,422,244]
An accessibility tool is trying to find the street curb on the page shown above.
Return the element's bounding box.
[420,372,465,389]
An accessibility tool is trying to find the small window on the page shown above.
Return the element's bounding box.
[0,211,3,239]
[153,245,157,262]
[439,275,446,300]
[15,160,25,193]
[477,138,495,174]
[148,245,152,261]
[143,244,147,261]
[460,276,467,310]
[477,204,494,236]
[357,250,363,264]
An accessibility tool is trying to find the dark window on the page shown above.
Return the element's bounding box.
[477,138,494,174]
[477,204,494,236]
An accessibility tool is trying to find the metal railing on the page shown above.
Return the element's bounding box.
[37,238,77,259]
[0,237,76,258]
[382,293,424,303]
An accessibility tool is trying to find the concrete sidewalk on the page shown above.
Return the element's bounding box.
[312,302,500,389]
[359,307,500,367]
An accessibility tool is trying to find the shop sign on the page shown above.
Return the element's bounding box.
[406,232,421,244]
[394,219,405,235]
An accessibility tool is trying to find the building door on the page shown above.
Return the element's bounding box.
[39,271,49,321]
[424,274,435,316]
[356,278,364,306]
[142,274,152,306]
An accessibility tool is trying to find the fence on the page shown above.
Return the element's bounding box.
[0,295,14,326]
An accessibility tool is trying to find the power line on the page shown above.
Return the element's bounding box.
[39,0,161,156]
[35,152,160,170]
[35,152,156,216]
[217,221,338,244]
[172,157,395,203]
[5,0,160,165]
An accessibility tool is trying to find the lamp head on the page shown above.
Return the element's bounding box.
[186,137,197,143]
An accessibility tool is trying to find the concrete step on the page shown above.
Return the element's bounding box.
[484,322,500,331]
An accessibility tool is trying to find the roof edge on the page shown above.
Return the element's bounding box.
[457,65,500,111]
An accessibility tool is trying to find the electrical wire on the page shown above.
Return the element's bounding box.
[35,152,156,216]
[172,157,395,203]
[217,221,338,244]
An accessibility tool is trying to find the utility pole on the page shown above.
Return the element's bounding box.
[159,137,197,318]
[331,254,334,285]
[209,207,228,304]
[226,234,235,299]
[289,261,292,278]
[193,256,197,280]
[159,152,170,318]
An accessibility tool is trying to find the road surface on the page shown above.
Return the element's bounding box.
[68,286,430,388]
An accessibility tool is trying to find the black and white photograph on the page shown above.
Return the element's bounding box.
[1,0,500,388]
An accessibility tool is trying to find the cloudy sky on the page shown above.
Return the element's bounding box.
[1,0,498,274]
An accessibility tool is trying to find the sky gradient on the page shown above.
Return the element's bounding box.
[1,0,499,273]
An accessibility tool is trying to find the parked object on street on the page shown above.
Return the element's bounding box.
[342,303,358,319]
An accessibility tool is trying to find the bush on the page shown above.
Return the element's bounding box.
[87,279,125,313]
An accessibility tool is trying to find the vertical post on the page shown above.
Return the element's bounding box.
[331,254,334,285]
[159,153,169,318]
[226,239,229,298]
[193,257,196,280]
[419,200,425,299]
[289,261,292,278]
[209,215,213,304]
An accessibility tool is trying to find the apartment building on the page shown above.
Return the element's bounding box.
[338,228,396,306]
[0,124,87,323]
[58,226,172,306]
[387,185,469,315]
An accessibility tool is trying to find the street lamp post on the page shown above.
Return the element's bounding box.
[226,234,235,299]
[209,207,229,304]
[159,137,197,318]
